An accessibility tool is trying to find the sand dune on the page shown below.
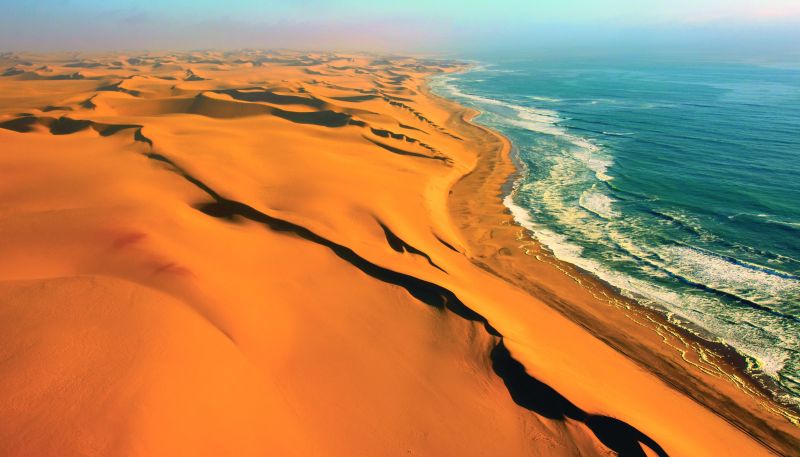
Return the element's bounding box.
[0,50,797,456]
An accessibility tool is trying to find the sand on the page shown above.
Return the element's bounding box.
[0,50,797,456]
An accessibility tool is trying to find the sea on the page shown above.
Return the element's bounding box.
[430,57,800,409]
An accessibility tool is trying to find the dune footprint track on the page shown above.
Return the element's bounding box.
[144,144,668,457]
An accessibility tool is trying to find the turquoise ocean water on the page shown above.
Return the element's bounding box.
[431,59,800,408]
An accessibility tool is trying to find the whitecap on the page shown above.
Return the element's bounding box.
[657,246,800,307]
[579,189,619,219]
[435,77,615,183]
[528,95,562,103]
[573,148,613,182]
[441,69,800,407]
[505,187,798,389]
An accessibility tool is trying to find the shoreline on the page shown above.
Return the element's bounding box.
[499,134,798,418]
[423,72,800,454]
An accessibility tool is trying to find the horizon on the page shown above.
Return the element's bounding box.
[3,0,800,61]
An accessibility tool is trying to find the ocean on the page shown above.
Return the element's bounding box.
[431,58,800,409]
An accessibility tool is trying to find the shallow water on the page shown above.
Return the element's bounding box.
[431,58,800,408]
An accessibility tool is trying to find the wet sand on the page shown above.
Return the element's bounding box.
[434,81,800,456]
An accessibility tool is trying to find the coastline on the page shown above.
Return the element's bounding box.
[423,73,800,454]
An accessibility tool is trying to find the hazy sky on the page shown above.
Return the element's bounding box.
[2,0,799,58]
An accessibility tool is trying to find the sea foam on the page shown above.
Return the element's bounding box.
[658,246,800,308]
[434,63,800,408]
[435,76,613,181]
[579,189,619,219]
[505,185,798,387]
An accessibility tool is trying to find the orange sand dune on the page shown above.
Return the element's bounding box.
[0,50,797,456]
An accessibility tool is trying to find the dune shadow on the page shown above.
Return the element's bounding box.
[48,117,93,134]
[0,116,39,132]
[216,89,326,108]
[139,148,669,457]
[377,221,445,272]
[97,81,141,97]
[370,127,436,153]
[272,108,354,127]
[0,115,93,135]
[491,342,669,457]
[0,115,150,145]
[2,67,25,76]
[364,136,446,162]
[42,105,73,112]
[10,107,672,456]
[331,94,379,102]
[64,61,103,68]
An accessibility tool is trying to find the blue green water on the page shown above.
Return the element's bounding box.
[431,59,800,408]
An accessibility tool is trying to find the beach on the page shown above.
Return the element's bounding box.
[433,77,800,455]
[0,50,797,456]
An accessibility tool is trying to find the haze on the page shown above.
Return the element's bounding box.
[2,0,799,59]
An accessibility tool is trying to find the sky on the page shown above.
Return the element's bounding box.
[2,0,799,59]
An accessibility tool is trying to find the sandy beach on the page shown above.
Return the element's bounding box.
[0,50,797,456]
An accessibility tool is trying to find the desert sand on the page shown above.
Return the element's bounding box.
[0,50,797,456]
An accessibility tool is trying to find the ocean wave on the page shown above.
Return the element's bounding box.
[505,188,799,390]
[573,148,613,182]
[603,211,800,313]
[433,78,508,107]
[434,77,613,182]
[729,212,800,233]
[657,246,800,309]
[579,188,619,219]
[528,95,562,103]
[506,161,799,389]
[441,64,800,407]
[507,106,566,137]
[649,209,718,241]
[647,211,800,275]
